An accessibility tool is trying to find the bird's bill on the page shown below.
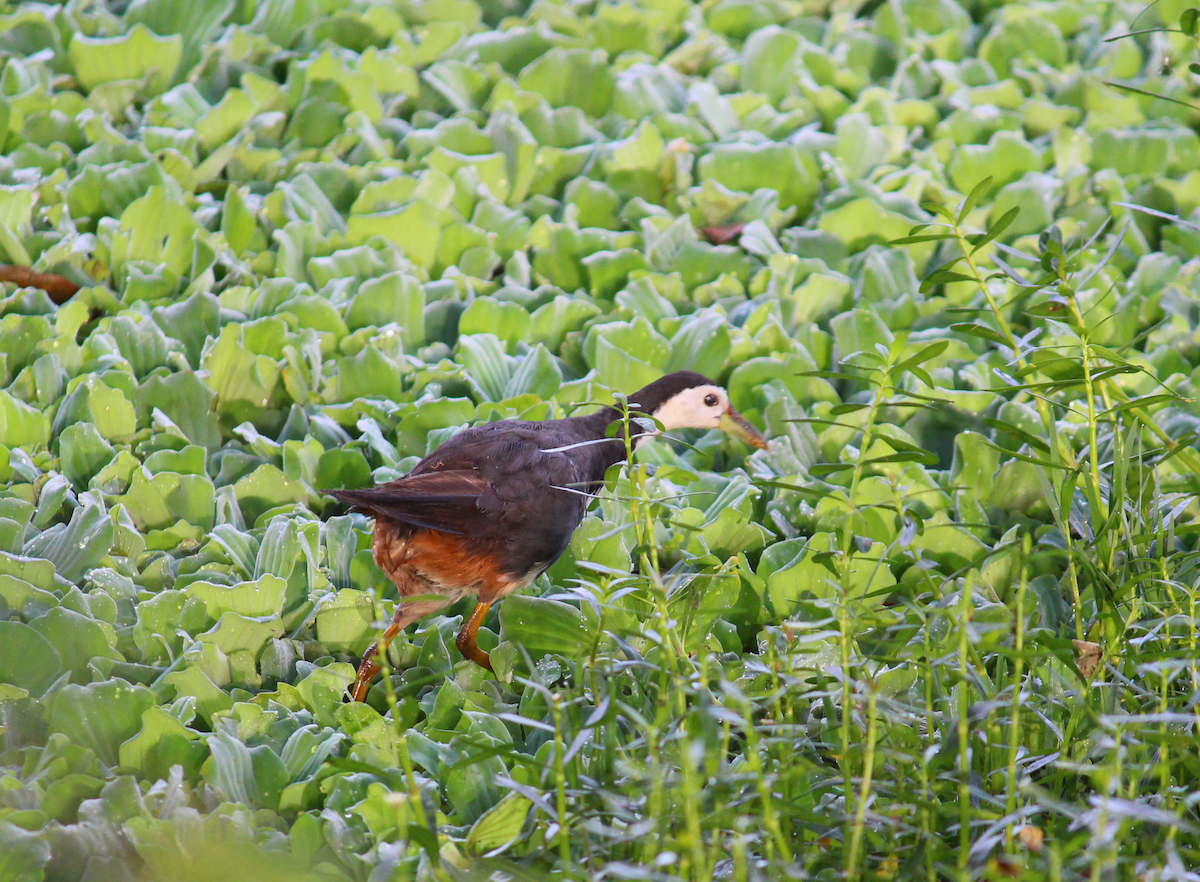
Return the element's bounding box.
[719,408,769,450]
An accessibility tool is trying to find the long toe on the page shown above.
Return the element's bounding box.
[455,632,494,671]
[455,601,495,672]
[350,643,381,702]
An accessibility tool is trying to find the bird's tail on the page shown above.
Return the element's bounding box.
[322,488,375,513]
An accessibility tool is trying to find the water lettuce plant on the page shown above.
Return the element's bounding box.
[0,0,1198,879]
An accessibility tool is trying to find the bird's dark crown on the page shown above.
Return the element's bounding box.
[625,371,717,414]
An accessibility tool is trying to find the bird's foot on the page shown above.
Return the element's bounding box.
[456,601,494,672]
[350,642,381,702]
[457,638,494,672]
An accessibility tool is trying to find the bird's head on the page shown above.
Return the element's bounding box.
[625,371,769,450]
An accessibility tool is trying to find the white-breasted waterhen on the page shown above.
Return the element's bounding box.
[326,371,768,702]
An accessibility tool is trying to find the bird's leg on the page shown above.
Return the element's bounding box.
[455,602,494,671]
[350,619,402,702]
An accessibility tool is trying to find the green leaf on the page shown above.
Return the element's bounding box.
[186,575,288,619]
[0,549,72,593]
[315,448,372,492]
[344,272,426,345]
[205,730,289,811]
[739,27,802,102]
[530,296,602,352]
[346,200,444,270]
[197,612,283,656]
[608,121,666,174]
[517,48,614,117]
[759,532,895,620]
[498,595,595,658]
[978,15,1066,79]
[29,607,118,680]
[830,308,894,361]
[920,271,976,293]
[585,316,670,373]
[808,462,855,477]
[161,666,232,726]
[457,333,516,401]
[948,132,1043,199]
[698,142,820,213]
[233,465,308,526]
[666,309,731,377]
[53,376,137,442]
[151,291,220,366]
[47,679,157,768]
[293,662,355,725]
[727,353,837,412]
[957,176,993,223]
[0,821,50,881]
[110,186,203,279]
[23,498,113,583]
[202,325,280,413]
[1183,9,1199,37]
[459,299,533,351]
[593,334,664,391]
[506,344,562,400]
[135,370,222,452]
[583,248,650,298]
[465,792,532,855]
[444,735,506,823]
[126,0,234,76]
[221,183,257,256]
[0,620,62,697]
[819,198,922,256]
[117,706,203,777]
[68,24,183,96]
[0,390,49,451]
[668,570,743,652]
[894,340,949,374]
[951,323,1009,347]
[988,178,1058,242]
[314,589,376,654]
[909,512,988,572]
[874,0,971,43]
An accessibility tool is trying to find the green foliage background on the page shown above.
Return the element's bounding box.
[0,0,1199,879]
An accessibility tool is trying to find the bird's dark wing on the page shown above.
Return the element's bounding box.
[325,470,501,535]
[328,420,608,573]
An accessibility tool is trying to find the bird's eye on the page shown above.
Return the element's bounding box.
[703,393,718,407]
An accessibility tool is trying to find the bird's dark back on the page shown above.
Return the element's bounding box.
[407,411,626,576]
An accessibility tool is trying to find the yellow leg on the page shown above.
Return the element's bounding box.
[455,602,494,671]
[350,620,402,702]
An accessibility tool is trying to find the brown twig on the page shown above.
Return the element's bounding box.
[0,265,82,304]
[699,223,746,245]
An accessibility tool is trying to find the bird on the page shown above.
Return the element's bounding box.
[325,370,769,702]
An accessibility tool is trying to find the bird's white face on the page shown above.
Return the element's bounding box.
[638,382,769,450]
[651,384,728,431]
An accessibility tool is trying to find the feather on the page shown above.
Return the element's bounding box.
[324,470,491,534]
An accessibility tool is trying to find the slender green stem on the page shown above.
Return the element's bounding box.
[952,222,1087,639]
[953,228,1076,470]
[836,344,892,839]
[956,575,973,878]
[921,605,936,882]
[1107,385,1200,476]
[1004,535,1030,853]
[737,693,793,866]
[846,678,878,881]
[640,727,665,866]
[371,596,442,874]
[1069,319,1112,559]
[373,597,420,803]
[551,692,572,869]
